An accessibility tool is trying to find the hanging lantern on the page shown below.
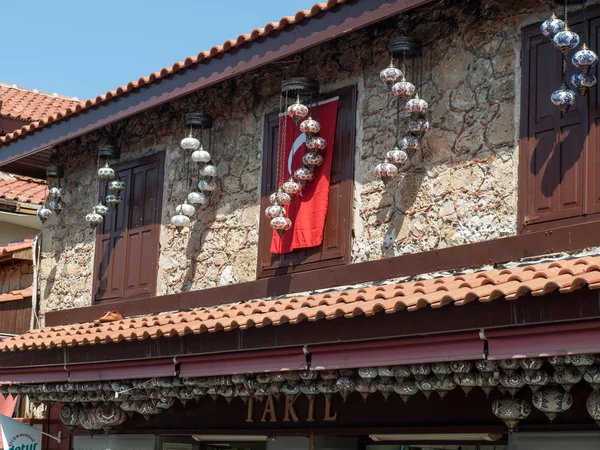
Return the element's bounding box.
[573,43,599,74]
[387,147,409,166]
[553,25,580,55]
[270,215,292,237]
[571,71,597,96]
[406,95,429,115]
[49,199,65,214]
[98,163,116,182]
[199,164,217,177]
[306,135,327,151]
[302,151,324,167]
[380,63,403,86]
[282,179,302,196]
[408,118,430,136]
[180,134,201,151]
[108,179,126,193]
[541,12,566,40]
[400,135,421,151]
[198,179,217,192]
[105,194,122,209]
[171,214,191,229]
[265,205,286,219]
[191,147,211,163]
[300,117,321,135]
[287,97,310,124]
[587,391,600,428]
[94,204,109,217]
[187,191,207,205]
[491,397,531,432]
[85,211,104,229]
[49,186,64,198]
[551,82,577,113]
[294,166,315,182]
[532,387,573,422]
[176,203,196,217]
[391,79,416,99]
[269,190,291,206]
[375,161,399,184]
[37,206,53,224]
[45,165,61,184]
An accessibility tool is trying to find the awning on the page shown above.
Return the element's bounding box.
[0,367,67,384]
[178,348,306,377]
[308,332,484,370]
[487,320,600,359]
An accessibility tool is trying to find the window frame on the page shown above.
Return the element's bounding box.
[256,84,357,278]
[91,151,165,303]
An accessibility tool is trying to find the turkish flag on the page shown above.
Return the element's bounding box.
[270,98,339,254]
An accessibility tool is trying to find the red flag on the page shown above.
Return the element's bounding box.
[271,98,339,254]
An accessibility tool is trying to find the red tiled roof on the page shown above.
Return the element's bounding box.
[0,0,351,146]
[0,83,81,122]
[0,287,32,303]
[0,239,33,257]
[3,255,600,352]
[0,173,46,205]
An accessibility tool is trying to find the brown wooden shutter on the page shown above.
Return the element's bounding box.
[93,152,164,301]
[257,85,356,278]
[519,23,587,230]
[586,16,600,214]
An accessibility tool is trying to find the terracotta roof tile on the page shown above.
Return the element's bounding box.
[0,173,46,205]
[0,287,32,303]
[0,239,33,257]
[0,83,81,122]
[4,254,600,352]
[0,0,350,146]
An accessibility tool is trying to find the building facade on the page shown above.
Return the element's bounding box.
[0,0,599,449]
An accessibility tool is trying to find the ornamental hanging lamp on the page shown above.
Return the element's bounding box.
[265,77,320,237]
[171,113,214,231]
[376,37,427,184]
[86,139,122,229]
[542,0,598,111]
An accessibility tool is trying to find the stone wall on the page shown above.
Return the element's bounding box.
[38,0,556,316]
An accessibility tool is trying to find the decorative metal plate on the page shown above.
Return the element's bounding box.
[281,77,319,101]
[98,143,121,160]
[185,113,213,129]
[389,37,423,60]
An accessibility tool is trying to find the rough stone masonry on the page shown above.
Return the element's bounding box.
[38,0,556,316]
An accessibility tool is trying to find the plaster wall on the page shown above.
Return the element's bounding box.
[38,0,556,316]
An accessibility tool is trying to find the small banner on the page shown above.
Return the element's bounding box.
[271,98,339,254]
[0,415,41,450]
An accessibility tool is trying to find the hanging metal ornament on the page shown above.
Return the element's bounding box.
[380,62,403,86]
[374,160,399,184]
[541,12,566,39]
[174,112,214,230]
[37,204,53,224]
[532,387,573,422]
[552,82,577,112]
[265,78,320,237]
[571,71,597,96]
[573,43,599,74]
[85,210,104,229]
[554,25,580,55]
[109,179,126,193]
[492,397,531,432]
[105,194,122,209]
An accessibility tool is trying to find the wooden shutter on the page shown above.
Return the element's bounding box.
[93,152,164,302]
[586,15,600,214]
[519,23,587,231]
[257,85,356,278]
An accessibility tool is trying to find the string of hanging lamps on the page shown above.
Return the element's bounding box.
[265,77,323,237]
[85,139,122,229]
[170,113,215,231]
[542,0,598,112]
[37,162,63,224]
[376,37,428,184]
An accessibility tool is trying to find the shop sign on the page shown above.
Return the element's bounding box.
[246,395,338,423]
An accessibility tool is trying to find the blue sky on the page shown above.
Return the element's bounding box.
[2,0,312,100]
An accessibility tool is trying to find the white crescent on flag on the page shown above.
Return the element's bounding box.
[287,133,307,177]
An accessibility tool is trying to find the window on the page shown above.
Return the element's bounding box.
[93,152,164,301]
[519,11,600,232]
[257,85,357,278]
